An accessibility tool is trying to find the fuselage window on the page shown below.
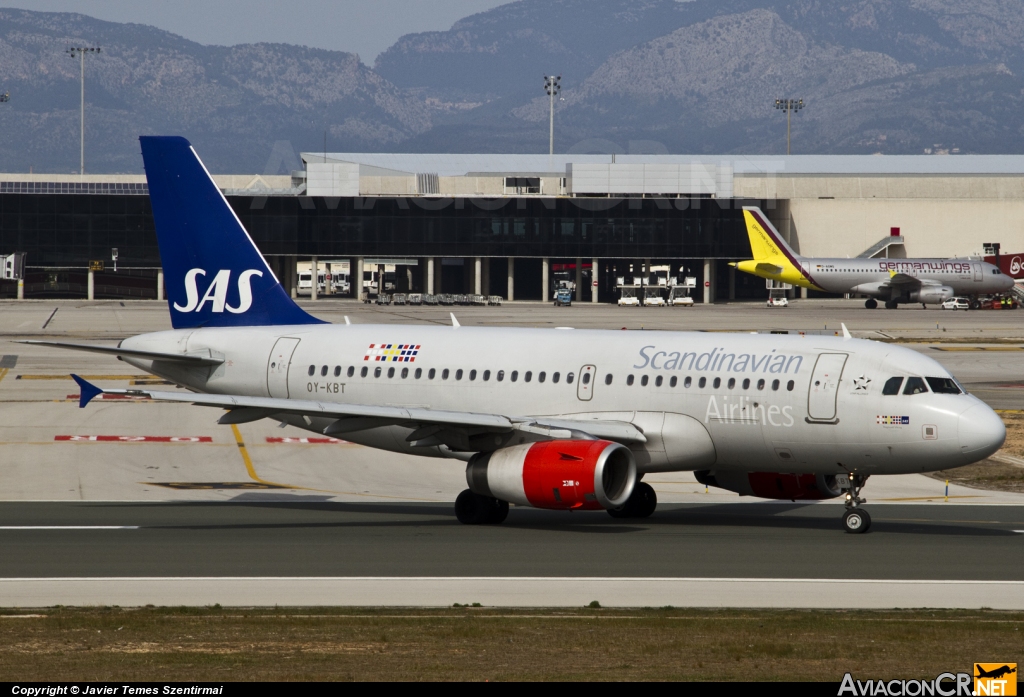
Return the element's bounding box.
[334,366,341,377]
[903,377,928,395]
[627,375,635,386]
[655,375,663,387]
[882,377,903,395]
[641,375,649,387]
[401,367,409,379]
[511,370,519,382]
[539,372,546,383]
[698,377,706,388]
[684,376,692,388]
[552,372,560,383]
[415,368,422,379]
[771,379,780,391]
[605,374,613,385]
[442,369,449,380]
[497,370,505,382]
[567,372,575,384]
[347,366,355,378]
[757,378,765,390]
[786,380,795,391]
[321,366,328,377]
[926,377,962,394]
[670,376,677,388]
[483,370,491,381]
[525,371,533,383]
[456,369,464,381]
[428,368,436,379]
[469,369,477,381]
[742,378,750,389]
[713,377,721,389]
[360,366,368,378]
[581,372,590,385]
[374,367,382,378]
[387,367,395,378]
[308,365,315,377]
[727,378,735,389]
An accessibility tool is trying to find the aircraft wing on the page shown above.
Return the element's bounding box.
[16,340,224,366]
[885,272,922,287]
[70,376,647,447]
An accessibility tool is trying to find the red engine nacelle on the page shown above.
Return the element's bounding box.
[466,440,637,510]
[693,470,843,500]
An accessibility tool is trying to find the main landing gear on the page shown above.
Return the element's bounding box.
[842,474,871,534]
[607,482,657,519]
[884,299,899,310]
[864,298,878,309]
[455,489,509,524]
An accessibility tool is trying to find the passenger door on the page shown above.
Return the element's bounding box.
[807,353,848,422]
[267,337,301,399]
[577,364,596,401]
[973,263,983,283]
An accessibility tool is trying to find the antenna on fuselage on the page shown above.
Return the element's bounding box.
[344,316,351,325]
[841,323,852,340]
[450,313,460,328]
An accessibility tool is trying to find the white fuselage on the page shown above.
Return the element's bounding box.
[807,258,1013,300]
[119,325,1004,477]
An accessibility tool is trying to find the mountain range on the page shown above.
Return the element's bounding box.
[2,0,1024,173]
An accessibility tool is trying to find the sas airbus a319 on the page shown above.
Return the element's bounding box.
[23,137,1007,534]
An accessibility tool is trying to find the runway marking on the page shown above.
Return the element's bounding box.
[54,435,212,442]
[878,495,984,501]
[932,346,1024,351]
[265,437,347,444]
[149,482,287,491]
[230,424,303,490]
[1014,530,1024,534]
[0,368,8,386]
[0,526,139,530]
[18,374,151,381]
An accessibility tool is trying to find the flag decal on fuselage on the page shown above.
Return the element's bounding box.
[364,344,421,362]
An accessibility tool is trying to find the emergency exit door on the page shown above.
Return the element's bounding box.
[267,337,301,399]
[577,365,596,401]
[807,353,848,422]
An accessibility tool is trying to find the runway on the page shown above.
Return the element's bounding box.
[0,501,1022,607]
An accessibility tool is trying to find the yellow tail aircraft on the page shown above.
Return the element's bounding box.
[732,207,1013,309]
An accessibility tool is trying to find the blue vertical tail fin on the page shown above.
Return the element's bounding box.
[140,136,323,329]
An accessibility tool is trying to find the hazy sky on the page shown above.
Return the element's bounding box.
[0,0,512,62]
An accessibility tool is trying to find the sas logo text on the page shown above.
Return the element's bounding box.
[877,415,910,426]
[975,664,1017,696]
[174,268,263,314]
[364,343,420,363]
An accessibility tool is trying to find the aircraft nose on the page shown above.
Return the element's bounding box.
[958,403,1005,462]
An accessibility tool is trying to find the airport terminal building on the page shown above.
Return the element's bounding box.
[2,153,1024,301]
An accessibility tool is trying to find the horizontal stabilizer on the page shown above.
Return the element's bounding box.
[15,340,224,366]
[755,262,784,276]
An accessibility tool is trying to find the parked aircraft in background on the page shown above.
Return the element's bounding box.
[733,208,1014,308]
[22,137,1007,534]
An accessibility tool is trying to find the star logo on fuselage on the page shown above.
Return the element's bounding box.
[853,375,871,391]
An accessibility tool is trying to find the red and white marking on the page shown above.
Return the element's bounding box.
[55,435,213,442]
[66,393,151,401]
[265,437,347,444]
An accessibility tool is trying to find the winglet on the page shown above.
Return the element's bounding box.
[450,313,460,328]
[71,374,103,408]
[841,323,852,340]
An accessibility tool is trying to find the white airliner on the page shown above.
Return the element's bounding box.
[732,208,1014,309]
[25,137,1007,534]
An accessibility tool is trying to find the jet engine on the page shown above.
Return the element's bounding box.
[908,285,954,304]
[466,439,636,510]
[693,470,842,500]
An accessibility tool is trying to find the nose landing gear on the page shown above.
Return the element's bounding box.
[842,474,871,533]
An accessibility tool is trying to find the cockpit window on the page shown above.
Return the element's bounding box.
[882,377,903,395]
[926,377,963,394]
[903,377,929,395]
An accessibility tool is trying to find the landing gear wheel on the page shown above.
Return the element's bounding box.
[884,300,898,310]
[843,508,871,534]
[455,489,508,525]
[607,482,657,519]
[970,299,981,310]
[865,298,877,309]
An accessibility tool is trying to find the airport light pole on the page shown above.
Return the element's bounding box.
[544,75,561,156]
[66,46,101,175]
[774,98,804,155]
